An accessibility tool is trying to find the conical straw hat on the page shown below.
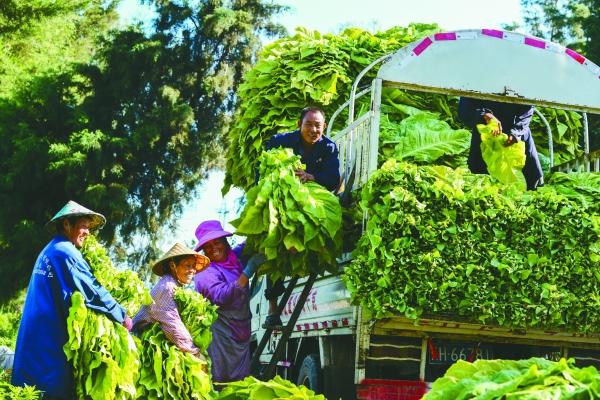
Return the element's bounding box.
[152,242,210,276]
[46,200,106,231]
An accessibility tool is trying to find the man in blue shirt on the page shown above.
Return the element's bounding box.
[266,106,340,192]
[11,201,132,399]
[262,107,340,329]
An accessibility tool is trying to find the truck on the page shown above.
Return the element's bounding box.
[248,28,600,400]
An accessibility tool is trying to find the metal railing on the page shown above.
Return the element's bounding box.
[553,148,600,173]
[331,112,374,192]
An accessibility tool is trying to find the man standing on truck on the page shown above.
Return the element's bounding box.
[261,106,341,329]
[458,97,544,190]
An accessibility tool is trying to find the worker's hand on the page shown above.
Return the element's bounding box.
[236,274,249,287]
[122,316,133,332]
[288,246,298,255]
[482,113,502,136]
[295,169,315,183]
[505,134,518,147]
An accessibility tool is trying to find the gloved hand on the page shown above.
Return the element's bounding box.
[122,316,133,331]
[242,253,267,278]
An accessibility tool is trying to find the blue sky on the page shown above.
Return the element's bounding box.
[116,0,525,251]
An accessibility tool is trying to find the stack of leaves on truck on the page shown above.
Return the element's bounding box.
[223,24,442,193]
[232,148,342,280]
[424,357,600,399]
[344,159,600,332]
[223,24,583,194]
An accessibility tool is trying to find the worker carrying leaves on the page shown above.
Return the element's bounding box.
[458,97,544,190]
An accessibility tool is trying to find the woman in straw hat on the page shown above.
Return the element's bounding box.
[12,200,132,400]
[132,242,210,358]
[192,220,265,387]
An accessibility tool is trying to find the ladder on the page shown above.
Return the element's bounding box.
[250,273,318,380]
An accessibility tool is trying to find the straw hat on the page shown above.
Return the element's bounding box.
[152,242,210,276]
[194,220,233,251]
[46,200,106,231]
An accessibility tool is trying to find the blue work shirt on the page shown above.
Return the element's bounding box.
[458,97,544,190]
[266,130,341,192]
[12,235,126,400]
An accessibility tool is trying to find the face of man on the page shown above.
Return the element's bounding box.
[63,217,91,248]
[298,110,326,147]
[202,238,228,263]
[170,256,197,285]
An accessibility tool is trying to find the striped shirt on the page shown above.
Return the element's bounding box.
[132,274,199,355]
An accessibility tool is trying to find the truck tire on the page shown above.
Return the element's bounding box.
[296,353,322,394]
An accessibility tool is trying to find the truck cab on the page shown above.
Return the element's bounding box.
[249,28,600,400]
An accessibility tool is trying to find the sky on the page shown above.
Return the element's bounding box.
[116,0,525,251]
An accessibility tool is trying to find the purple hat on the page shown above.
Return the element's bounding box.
[194,220,233,251]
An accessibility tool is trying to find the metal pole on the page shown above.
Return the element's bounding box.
[533,109,553,167]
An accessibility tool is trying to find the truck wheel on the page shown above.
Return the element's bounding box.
[296,353,322,393]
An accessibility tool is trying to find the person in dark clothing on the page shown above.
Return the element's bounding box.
[458,97,544,190]
[266,106,340,192]
[261,107,340,329]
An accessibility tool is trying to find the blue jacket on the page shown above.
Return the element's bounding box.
[266,130,341,192]
[12,235,126,399]
[458,97,544,190]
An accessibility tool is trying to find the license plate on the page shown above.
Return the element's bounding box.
[428,343,494,364]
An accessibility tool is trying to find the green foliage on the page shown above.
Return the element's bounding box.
[344,160,600,331]
[218,375,325,399]
[0,0,287,300]
[136,324,214,400]
[0,369,42,400]
[0,290,26,348]
[80,235,152,317]
[382,112,470,164]
[425,357,600,399]
[223,23,441,193]
[232,148,342,280]
[173,287,218,354]
[64,291,140,400]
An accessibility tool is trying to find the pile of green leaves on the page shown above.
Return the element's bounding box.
[380,110,470,166]
[173,287,218,354]
[81,235,152,316]
[232,148,342,279]
[63,236,151,399]
[64,292,139,400]
[136,324,214,400]
[0,370,41,400]
[424,357,600,399]
[478,120,526,188]
[218,375,325,399]
[223,24,441,193]
[544,172,600,213]
[344,160,600,331]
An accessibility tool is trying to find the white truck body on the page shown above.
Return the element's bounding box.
[250,29,600,400]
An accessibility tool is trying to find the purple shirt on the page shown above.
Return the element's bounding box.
[132,274,199,355]
[194,244,250,341]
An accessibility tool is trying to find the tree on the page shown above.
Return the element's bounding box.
[0,0,287,300]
